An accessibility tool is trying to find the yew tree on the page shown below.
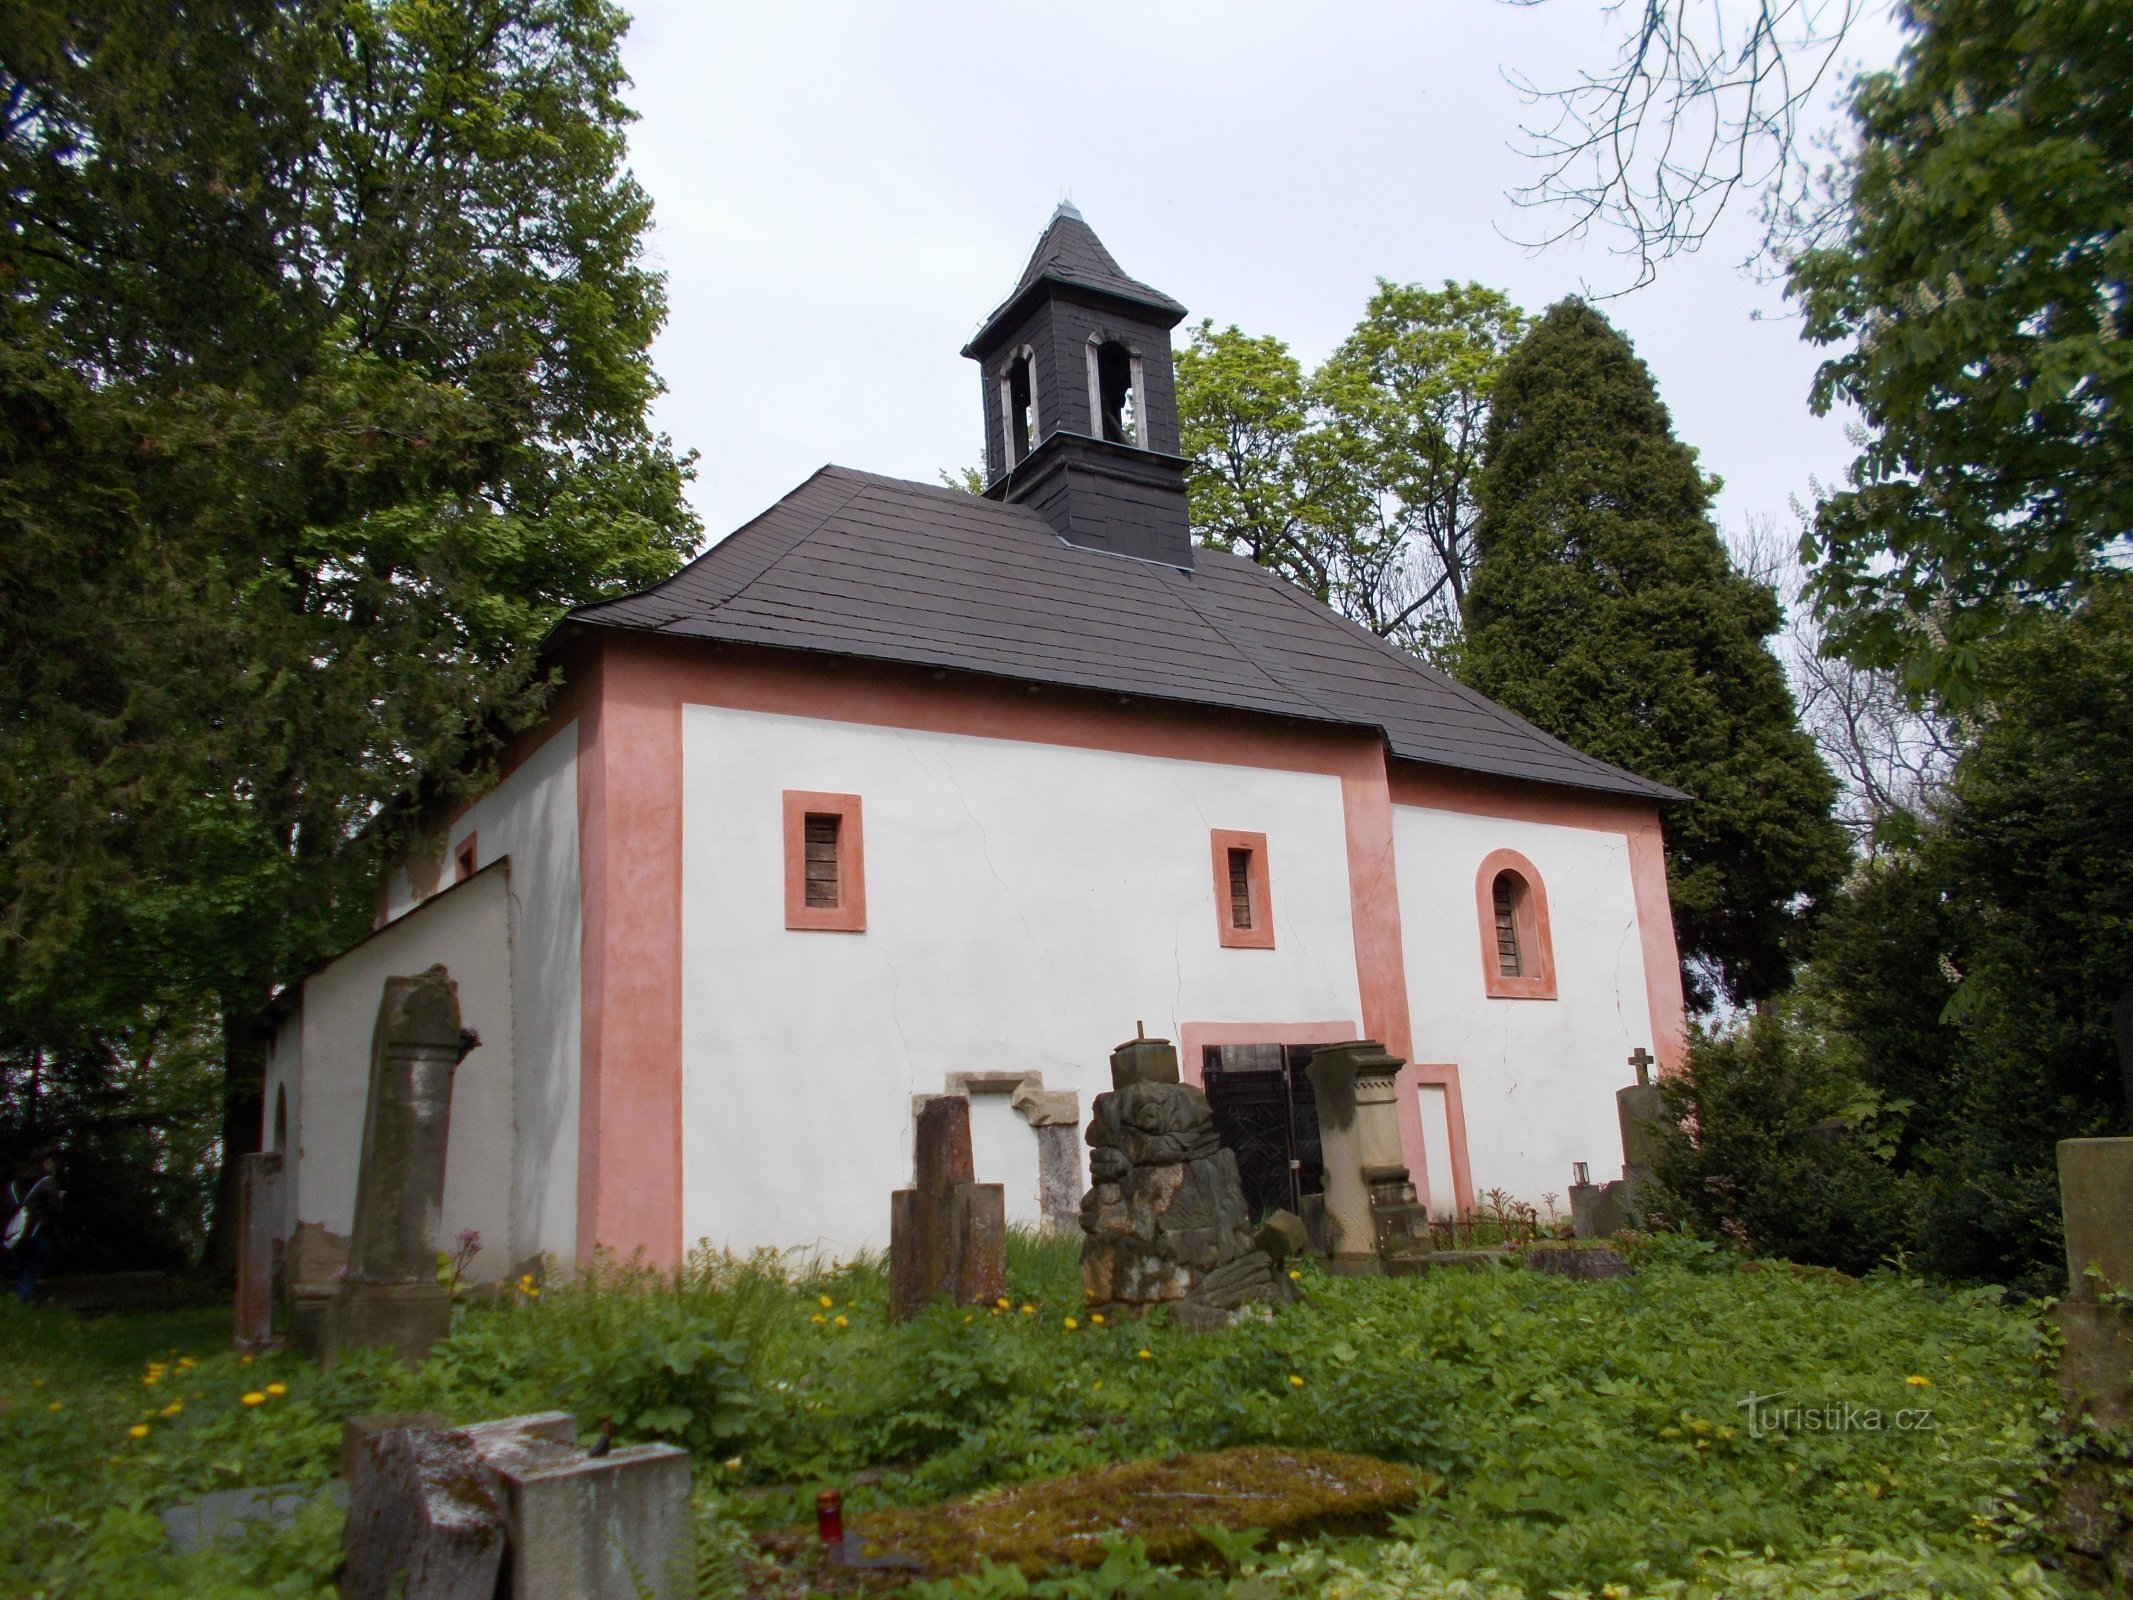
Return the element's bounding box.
[0,0,698,1264]
[1463,301,1848,1011]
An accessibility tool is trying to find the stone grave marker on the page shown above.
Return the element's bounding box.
[888,1095,1006,1320]
[232,1150,286,1351]
[324,965,479,1366]
[340,1423,506,1600]
[2050,1137,2133,1428]
[471,1414,694,1600]
[1079,1034,1283,1326]
[1306,1041,1429,1273]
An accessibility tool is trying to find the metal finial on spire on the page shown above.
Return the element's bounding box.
[1052,197,1084,223]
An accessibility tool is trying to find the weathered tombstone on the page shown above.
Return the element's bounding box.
[340,1423,506,1600]
[1305,1041,1428,1273]
[233,1151,287,1351]
[285,1221,350,1359]
[471,1413,695,1600]
[888,1096,1006,1320]
[2051,1137,2133,1427]
[1079,1034,1284,1326]
[325,966,479,1366]
[1617,1046,1666,1200]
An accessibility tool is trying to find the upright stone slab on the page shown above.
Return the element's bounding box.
[471,1414,694,1600]
[1306,1042,1421,1274]
[889,1096,1006,1320]
[2060,1138,2133,1299]
[325,966,479,1366]
[1617,1047,1667,1203]
[1079,1034,1282,1324]
[340,1424,505,1600]
[233,1151,287,1351]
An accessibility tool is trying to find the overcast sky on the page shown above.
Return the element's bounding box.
[617,2,1901,554]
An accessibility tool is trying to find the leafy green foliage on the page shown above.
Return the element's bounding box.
[1462,300,1850,1010]
[1791,0,2133,705]
[1647,1003,1921,1273]
[0,0,699,1263]
[1175,282,1524,663]
[0,1233,2065,1598]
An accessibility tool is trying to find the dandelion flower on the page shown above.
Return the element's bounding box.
[142,1374,159,1386]
[811,1314,826,1324]
[239,1354,254,1366]
[46,1401,61,1412]
[1089,1313,1105,1326]
[526,1286,540,1298]
[818,1294,834,1309]
[1137,1349,1152,1361]
[177,1358,197,1370]
[1093,1380,1103,1391]
[265,1382,287,1397]
[1063,1317,1079,1331]
[1288,1374,1305,1388]
[1019,1303,1035,1315]
[1906,1375,1932,1388]
[161,1403,183,1418]
[834,1315,848,1328]
[962,1314,974,1324]
[723,1456,742,1470]
[241,1392,266,1407]
[995,1297,1010,1310]
[128,1424,150,1439]
[1287,1269,1302,1281]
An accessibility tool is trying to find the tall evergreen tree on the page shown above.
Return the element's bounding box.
[1463,301,1847,1010]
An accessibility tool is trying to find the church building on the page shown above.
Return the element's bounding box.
[262,207,1687,1282]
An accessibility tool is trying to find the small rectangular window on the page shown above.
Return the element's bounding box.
[1227,847,1254,930]
[804,814,841,908]
[454,834,478,883]
[784,791,866,932]
[1210,828,1274,949]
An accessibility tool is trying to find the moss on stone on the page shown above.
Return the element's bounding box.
[755,1447,1423,1589]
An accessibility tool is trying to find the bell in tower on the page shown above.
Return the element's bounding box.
[961,204,1195,570]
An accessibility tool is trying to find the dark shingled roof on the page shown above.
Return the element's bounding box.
[565,467,1679,802]
[964,202,1187,355]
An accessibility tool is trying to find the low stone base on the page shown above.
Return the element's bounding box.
[324,1282,453,1368]
[2053,1300,2133,1430]
[472,1413,694,1600]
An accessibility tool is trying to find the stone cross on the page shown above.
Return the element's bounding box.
[1628,1046,1655,1088]
[888,1096,1005,1321]
[325,965,479,1366]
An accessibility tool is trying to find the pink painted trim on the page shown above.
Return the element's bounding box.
[1627,822,1688,1074]
[783,791,866,932]
[453,832,479,884]
[1209,829,1274,949]
[1178,1021,1358,1087]
[575,646,686,1269]
[1475,848,1557,1001]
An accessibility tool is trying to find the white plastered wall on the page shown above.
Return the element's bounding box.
[1394,804,1653,1213]
[265,862,517,1281]
[439,725,581,1268]
[680,706,1365,1257]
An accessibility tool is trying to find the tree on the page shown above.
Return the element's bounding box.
[1503,0,1873,286]
[1317,283,1528,657]
[1790,0,2133,705]
[0,0,698,1267]
[1175,283,1524,662]
[1463,300,1849,1010]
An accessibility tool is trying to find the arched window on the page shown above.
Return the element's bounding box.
[1475,849,1556,999]
[998,346,1039,465]
[1086,337,1144,447]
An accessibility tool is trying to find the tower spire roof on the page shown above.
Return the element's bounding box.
[963,208,1185,358]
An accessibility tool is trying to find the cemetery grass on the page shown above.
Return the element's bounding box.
[0,1232,2076,1599]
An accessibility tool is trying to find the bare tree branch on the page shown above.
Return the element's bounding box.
[1501,0,1875,289]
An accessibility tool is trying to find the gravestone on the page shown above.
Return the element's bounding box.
[1306,1041,1428,1273]
[467,1413,694,1600]
[1079,1034,1283,1326]
[325,965,480,1366]
[2050,1138,2133,1427]
[1617,1047,1666,1197]
[285,1221,350,1358]
[888,1096,1006,1320]
[232,1151,286,1351]
[340,1423,506,1600]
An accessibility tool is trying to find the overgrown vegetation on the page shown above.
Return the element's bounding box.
[0,1233,2072,1598]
